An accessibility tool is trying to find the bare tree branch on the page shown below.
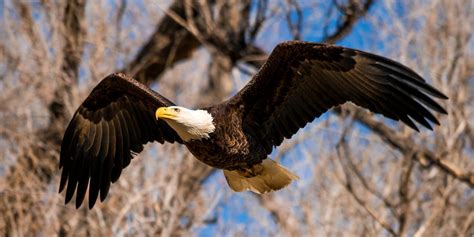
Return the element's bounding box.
[284,0,303,40]
[2,0,86,234]
[323,0,374,44]
[347,107,474,188]
[335,135,398,236]
[123,0,202,84]
[256,194,301,236]
[1,0,472,236]
[396,154,414,236]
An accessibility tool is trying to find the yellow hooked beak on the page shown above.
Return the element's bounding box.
[155,107,178,120]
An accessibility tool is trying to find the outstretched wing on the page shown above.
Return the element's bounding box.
[231,41,448,153]
[59,73,182,209]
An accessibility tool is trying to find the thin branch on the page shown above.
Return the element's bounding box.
[396,154,415,236]
[322,0,374,44]
[284,0,303,40]
[335,126,399,219]
[123,0,201,85]
[256,194,301,236]
[335,137,397,236]
[347,107,474,188]
[248,0,268,42]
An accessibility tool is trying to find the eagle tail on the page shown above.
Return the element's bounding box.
[223,159,299,194]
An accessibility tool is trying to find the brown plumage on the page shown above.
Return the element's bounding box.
[59,76,182,208]
[59,41,448,208]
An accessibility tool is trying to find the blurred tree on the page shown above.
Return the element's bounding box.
[0,0,472,236]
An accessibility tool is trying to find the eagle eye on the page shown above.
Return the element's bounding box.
[173,108,180,113]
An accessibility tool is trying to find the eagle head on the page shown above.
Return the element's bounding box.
[155,106,215,142]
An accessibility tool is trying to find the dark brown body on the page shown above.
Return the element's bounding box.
[185,103,266,170]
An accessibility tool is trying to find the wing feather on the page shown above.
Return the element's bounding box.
[75,152,91,208]
[65,145,81,204]
[99,121,110,161]
[91,121,103,158]
[117,110,132,168]
[122,108,141,153]
[83,122,96,152]
[59,73,182,208]
[88,154,101,209]
[230,41,447,152]
[111,116,123,183]
[100,149,113,202]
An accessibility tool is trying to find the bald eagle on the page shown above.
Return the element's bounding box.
[59,41,448,208]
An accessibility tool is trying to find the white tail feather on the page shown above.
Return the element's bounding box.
[223,159,299,194]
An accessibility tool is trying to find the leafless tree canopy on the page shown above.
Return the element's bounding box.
[0,0,473,236]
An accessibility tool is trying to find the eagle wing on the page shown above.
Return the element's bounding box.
[59,73,182,208]
[231,41,448,153]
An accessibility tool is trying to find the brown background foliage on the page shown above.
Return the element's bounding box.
[0,0,473,236]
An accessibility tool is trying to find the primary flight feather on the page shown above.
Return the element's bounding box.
[59,41,448,208]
